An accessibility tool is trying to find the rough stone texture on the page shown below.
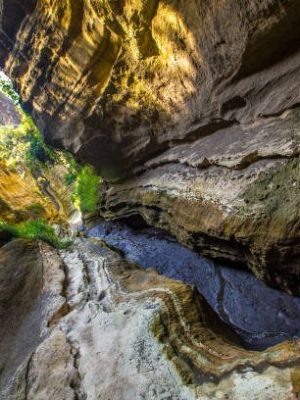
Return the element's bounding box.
[1,237,300,400]
[0,92,20,125]
[102,156,300,293]
[1,0,300,290]
[0,239,70,399]
[0,160,75,226]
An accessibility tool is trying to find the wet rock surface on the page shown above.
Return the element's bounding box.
[88,220,300,350]
[1,237,300,400]
[1,1,300,397]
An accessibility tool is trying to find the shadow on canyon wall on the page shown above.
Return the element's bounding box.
[88,219,300,351]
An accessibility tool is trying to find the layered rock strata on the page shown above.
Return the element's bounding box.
[1,0,300,289]
[1,238,300,400]
[88,221,300,350]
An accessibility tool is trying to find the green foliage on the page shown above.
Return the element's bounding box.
[0,219,72,249]
[26,132,56,164]
[0,78,20,104]
[21,113,56,164]
[63,155,102,214]
[0,76,56,166]
[64,172,77,186]
[0,112,57,168]
[73,165,101,214]
[64,152,80,186]
[0,73,102,222]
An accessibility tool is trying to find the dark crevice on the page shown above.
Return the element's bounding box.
[0,1,37,67]
[233,1,300,81]
[136,152,298,178]
[86,220,300,352]
[24,352,34,400]
[133,119,236,173]
[221,96,247,114]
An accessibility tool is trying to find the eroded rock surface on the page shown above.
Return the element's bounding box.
[88,220,300,350]
[1,0,300,289]
[0,239,68,399]
[1,237,300,400]
[0,92,20,125]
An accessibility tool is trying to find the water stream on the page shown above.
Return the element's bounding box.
[87,220,300,350]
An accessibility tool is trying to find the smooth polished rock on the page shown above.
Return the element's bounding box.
[59,238,300,400]
[1,0,300,291]
[88,220,300,350]
[1,237,300,399]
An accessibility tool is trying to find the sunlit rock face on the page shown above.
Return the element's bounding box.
[1,237,300,400]
[0,111,77,228]
[1,0,300,291]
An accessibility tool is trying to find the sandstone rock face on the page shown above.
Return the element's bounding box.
[1,0,300,290]
[0,92,80,229]
[0,239,69,398]
[0,92,20,125]
[1,237,300,400]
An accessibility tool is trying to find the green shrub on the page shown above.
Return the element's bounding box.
[0,220,71,249]
[22,115,57,165]
[26,133,55,164]
[0,78,20,105]
[73,165,101,213]
[64,151,80,186]
[0,112,57,167]
[64,171,77,186]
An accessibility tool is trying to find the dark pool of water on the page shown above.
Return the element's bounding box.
[87,221,300,350]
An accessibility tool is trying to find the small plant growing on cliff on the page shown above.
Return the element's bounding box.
[0,74,20,105]
[0,113,56,167]
[64,152,79,186]
[73,165,101,214]
[22,114,57,165]
[0,220,71,249]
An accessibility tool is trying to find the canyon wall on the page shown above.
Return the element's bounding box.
[0,94,77,230]
[1,237,300,399]
[0,92,20,125]
[1,0,300,291]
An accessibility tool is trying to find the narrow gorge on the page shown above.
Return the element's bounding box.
[0,1,300,399]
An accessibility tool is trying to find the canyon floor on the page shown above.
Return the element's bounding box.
[1,223,300,400]
[1,1,300,398]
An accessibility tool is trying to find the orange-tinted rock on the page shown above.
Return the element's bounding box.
[1,0,300,290]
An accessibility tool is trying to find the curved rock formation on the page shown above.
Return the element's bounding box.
[1,0,300,290]
[88,221,300,351]
[1,238,300,400]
